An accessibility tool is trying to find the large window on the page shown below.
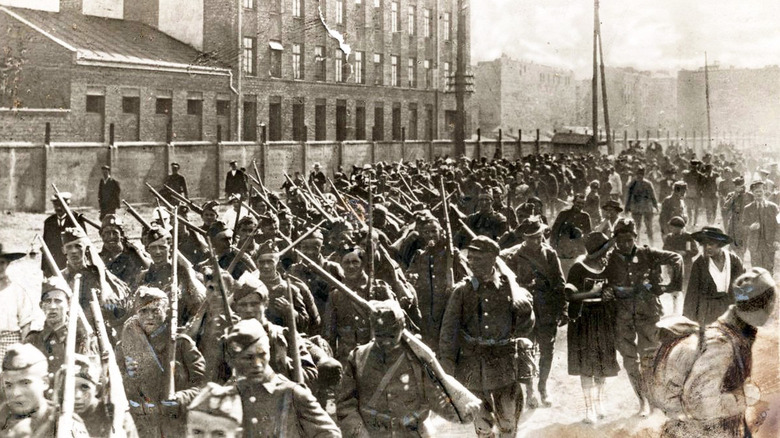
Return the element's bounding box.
[335,52,344,82]
[391,55,399,86]
[424,59,432,89]
[336,0,344,24]
[391,2,399,32]
[243,0,254,8]
[270,41,282,78]
[243,37,256,75]
[373,53,383,85]
[443,12,451,41]
[292,43,303,79]
[423,9,431,38]
[355,51,365,84]
[407,58,416,88]
[314,46,326,81]
[407,5,415,35]
[443,61,451,90]
[292,0,302,17]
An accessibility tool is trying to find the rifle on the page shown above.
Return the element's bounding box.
[146,182,175,210]
[164,184,204,215]
[57,273,81,438]
[439,177,456,291]
[293,250,482,423]
[165,209,180,400]
[283,272,304,384]
[327,177,366,227]
[206,237,235,328]
[122,200,153,231]
[232,194,243,246]
[79,214,102,231]
[252,159,268,197]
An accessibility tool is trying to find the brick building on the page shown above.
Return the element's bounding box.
[0,0,470,143]
[575,67,677,135]
[677,65,780,138]
[474,54,576,137]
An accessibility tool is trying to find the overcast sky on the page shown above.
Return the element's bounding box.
[472,0,780,78]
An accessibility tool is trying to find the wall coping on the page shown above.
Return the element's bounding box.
[0,108,71,115]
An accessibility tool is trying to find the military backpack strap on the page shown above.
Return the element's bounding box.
[366,353,406,409]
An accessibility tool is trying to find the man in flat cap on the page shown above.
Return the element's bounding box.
[338,300,471,436]
[164,162,189,202]
[118,286,206,437]
[98,164,121,219]
[309,162,327,194]
[723,176,752,259]
[24,277,99,374]
[604,218,683,417]
[742,180,780,273]
[440,236,535,437]
[501,218,567,408]
[99,214,151,292]
[224,319,341,437]
[41,192,85,276]
[0,343,89,437]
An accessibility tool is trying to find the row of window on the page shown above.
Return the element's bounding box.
[243,0,451,40]
[242,39,450,88]
[85,95,231,118]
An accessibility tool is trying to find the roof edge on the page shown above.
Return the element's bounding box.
[0,6,78,53]
[76,57,231,76]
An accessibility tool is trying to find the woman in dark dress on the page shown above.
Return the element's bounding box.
[565,231,619,424]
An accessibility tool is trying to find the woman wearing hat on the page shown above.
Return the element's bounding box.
[564,232,619,424]
[0,244,41,364]
[683,227,745,326]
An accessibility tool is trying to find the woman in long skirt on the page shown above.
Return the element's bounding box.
[565,232,620,423]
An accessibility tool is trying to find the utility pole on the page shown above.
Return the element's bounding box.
[597,15,612,154]
[591,0,598,142]
[705,52,712,151]
[236,0,243,141]
[454,0,466,156]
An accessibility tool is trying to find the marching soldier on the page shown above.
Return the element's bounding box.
[723,177,752,259]
[624,167,659,244]
[604,218,683,417]
[439,236,535,437]
[289,230,345,318]
[99,214,151,292]
[742,180,780,274]
[185,382,243,438]
[659,182,688,240]
[549,193,591,275]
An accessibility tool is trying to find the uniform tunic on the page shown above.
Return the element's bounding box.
[24,323,99,375]
[0,402,89,438]
[742,199,780,273]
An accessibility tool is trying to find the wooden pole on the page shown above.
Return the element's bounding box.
[591,0,599,142]
[705,52,712,151]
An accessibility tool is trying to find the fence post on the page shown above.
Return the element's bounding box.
[216,139,224,199]
[518,129,523,157]
[476,128,482,159]
[44,122,51,146]
[623,130,628,152]
[535,129,540,155]
[302,140,308,177]
[41,124,49,212]
[401,127,406,162]
[497,128,503,159]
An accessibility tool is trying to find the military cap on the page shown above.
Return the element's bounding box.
[515,202,536,218]
[135,286,169,310]
[373,204,388,215]
[214,228,234,241]
[750,180,766,190]
[612,218,637,237]
[145,225,171,246]
[208,221,228,239]
[237,215,258,229]
[232,274,269,304]
[302,229,325,242]
[466,236,500,255]
[759,169,771,176]
[689,160,701,166]
[519,217,547,237]
[171,162,180,168]
[73,354,101,386]
[255,241,279,258]
[188,383,242,425]
[100,214,123,231]
[202,200,219,213]
[3,343,47,371]
[733,176,745,186]
[477,190,494,201]
[601,199,624,212]
[229,160,238,165]
[225,319,269,356]
[733,267,775,314]
[369,300,405,328]
[61,227,88,246]
[41,276,71,300]
[589,180,600,189]
[101,165,111,171]
[51,192,72,203]
[0,243,26,262]
[668,216,686,228]
[414,209,437,223]
[673,181,687,190]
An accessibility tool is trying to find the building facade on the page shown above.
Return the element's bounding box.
[0,0,471,143]
[474,54,576,137]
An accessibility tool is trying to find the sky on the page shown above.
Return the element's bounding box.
[471,0,780,78]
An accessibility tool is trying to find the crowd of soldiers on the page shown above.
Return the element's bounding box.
[0,141,777,437]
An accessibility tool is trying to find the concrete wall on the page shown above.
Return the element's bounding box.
[0,137,554,212]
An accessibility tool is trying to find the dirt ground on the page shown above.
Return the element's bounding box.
[1,204,778,438]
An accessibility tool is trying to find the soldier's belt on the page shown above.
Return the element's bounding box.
[459,330,516,351]
[360,407,421,430]
[614,285,654,300]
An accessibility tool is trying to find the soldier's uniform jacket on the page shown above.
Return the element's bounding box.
[549,208,591,259]
[742,199,780,247]
[624,179,658,214]
[501,242,566,325]
[406,243,469,352]
[265,321,319,386]
[338,340,460,437]
[80,402,139,438]
[118,317,206,409]
[24,323,99,375]
[723,190,753,244]
[464,210,508,243]
[235,374,342,438]
[604,246,683,318]
[100,244,149,292]
[62,265,129,332]
[323,279,395,361]
[659,195,688,234]
[0,401,89,438]
[260,275,310,332]
[289,257,345,319]
[439,271,535,391]
[137,262,206,326]
[42,214,85,276]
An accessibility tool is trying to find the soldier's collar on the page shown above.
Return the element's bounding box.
[470,270,501,291]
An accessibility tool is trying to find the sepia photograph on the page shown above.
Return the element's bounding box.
[0,0,778,436]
